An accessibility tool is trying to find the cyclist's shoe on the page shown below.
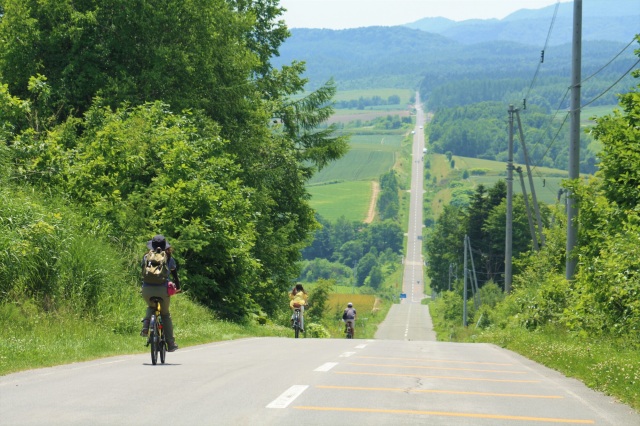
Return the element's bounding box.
[140,328,149,337]
[167,342,179,352]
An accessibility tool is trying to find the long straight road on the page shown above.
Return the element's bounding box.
[375,92,436,341]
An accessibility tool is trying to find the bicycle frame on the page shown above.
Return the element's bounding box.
[148,297,167,365]
[292,308,302,338]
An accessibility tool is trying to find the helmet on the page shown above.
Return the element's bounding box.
[347,302,353,307]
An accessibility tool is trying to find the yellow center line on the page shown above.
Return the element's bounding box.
[348,362,527,374]
[336,371,540,383]
[357,355,514,366]
[316,385,563,399]
[294,406,594,424]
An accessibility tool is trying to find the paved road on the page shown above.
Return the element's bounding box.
[2,338,639,425]
[375,94,436,342]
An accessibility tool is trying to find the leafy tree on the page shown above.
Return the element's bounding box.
[306,278,334,323]
[426,204,466,292]
[356,251,378,286]
[0,0,349,319]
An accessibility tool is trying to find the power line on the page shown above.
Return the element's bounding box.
[523,0,560,106]
[521,38,638,174]
[581,57,640,109]
[580,37,638,85]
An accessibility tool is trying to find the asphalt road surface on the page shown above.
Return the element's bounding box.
[2,338,639,425]
[2,95,639,425]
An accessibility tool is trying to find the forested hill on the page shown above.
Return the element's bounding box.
[273,1,638,92]
[405,0,639,46]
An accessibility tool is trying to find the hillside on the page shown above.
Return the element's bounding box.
[406,0,639,46]
[273,17,637,93]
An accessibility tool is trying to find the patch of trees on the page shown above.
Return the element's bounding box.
[426,101,599,174]
[0,0,349,320]
[335,94,401,109]
[426,180,551,292]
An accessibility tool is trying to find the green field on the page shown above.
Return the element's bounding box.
[307,181,373,222]
[429,153,578,212]
[308,148,396,185]
[348,133,405,148]
[307,90,413,222]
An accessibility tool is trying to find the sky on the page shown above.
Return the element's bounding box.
[278,0,572,29]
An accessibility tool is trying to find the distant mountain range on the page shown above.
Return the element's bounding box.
[273,0,639,91]
[404,0,639,46]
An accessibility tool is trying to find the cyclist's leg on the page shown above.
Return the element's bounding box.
[158,294,177,350]
[140,286,157,336]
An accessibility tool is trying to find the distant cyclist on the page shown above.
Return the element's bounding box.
[343,302,357,338]
[289,283,308,332]
[140,235,181,352]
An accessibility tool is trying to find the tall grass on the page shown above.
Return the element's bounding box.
[0,185,293,376]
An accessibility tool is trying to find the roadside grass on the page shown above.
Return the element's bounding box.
[477,327,640,411]
[348,133,405,148]
[0,290,292,377]
[428,300,640,411]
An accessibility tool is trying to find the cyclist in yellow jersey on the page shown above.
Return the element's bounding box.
[289,283,308,332]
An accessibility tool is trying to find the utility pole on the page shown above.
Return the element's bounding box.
[515,109,545,247]
[567,0,582,280]
[463,236,468,327]
[505,105,515,293]
[516,166,539,251]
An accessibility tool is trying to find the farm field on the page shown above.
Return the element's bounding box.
[428,153,577,215]
[307,89,414,222]
[307,180,372,222]
[308,149,396,185]
[328,88,414,124]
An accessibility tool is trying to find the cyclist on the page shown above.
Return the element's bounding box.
[343,302,357,338]
[289,283,308,332]
[140,235,181,352]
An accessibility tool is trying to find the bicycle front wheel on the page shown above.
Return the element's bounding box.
[150,316,159,365]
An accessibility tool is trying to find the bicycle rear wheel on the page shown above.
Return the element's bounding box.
[150,315,159,365]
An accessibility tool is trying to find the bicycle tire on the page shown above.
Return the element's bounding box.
[150,315,158,365]
[159,320,166,364]
[294,311,300,338]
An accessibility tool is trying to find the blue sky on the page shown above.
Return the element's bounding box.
[279,0,572,29]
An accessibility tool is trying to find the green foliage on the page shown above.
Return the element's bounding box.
[0,185,133,310]
[304,322,331,338]
[299,259,353,285]
[0,0,352,320]
[305,279,333,323]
